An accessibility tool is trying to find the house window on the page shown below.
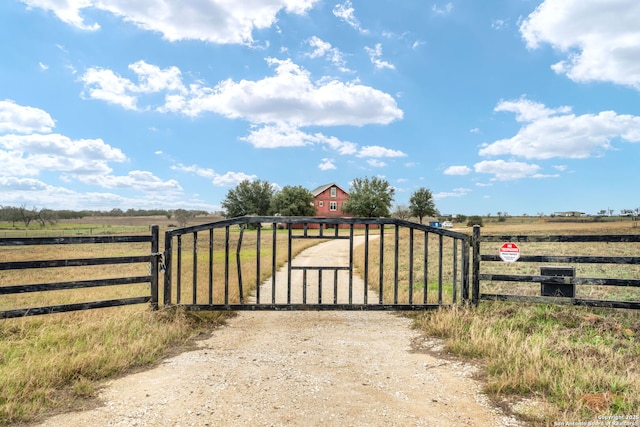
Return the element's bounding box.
[318,201,324,207]
[329,201,337,211]
[330,187,337,197]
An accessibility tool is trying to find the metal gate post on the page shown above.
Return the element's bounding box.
[150,225,159,310]
[462,237,470,303]
[163,231,173,307]
[472,225,481,306]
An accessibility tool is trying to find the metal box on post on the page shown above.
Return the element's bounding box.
[540,266,575,297]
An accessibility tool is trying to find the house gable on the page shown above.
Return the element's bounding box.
[311,183,349,217]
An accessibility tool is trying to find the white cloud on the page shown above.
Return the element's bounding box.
[0,176,215,211]
[432,3,453,15]
[357,145,406,158]
[494,96,571,122]
[367,159,387,167]
[80,67,139,110]
[212,171,257,187]
[22,0,318,44]
[434,187,471,200]
[318,158,336,170]
[333,1,367,34]
[306,36,349,71]
[81,61,186,110]
[76,170,182,192]
[0,133,125,177]
[172,163,217,179]
[520,0,640,90]
[0,101,190,198]
[365,44,395,70]
[95,58,404,126]
[172,163,257,188]
[481,97,640,159]
[241,124,358,155]
[491,19,507,30]
[474,160,542,181]
[0,100,55,134]
[443,165,471,176]
[38,62,49,71]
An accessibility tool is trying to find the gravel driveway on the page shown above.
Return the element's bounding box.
[36,238,521,427]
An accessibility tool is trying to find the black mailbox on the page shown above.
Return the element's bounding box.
[540,266,575,297]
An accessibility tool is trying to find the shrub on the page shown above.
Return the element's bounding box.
[467,215,483,227]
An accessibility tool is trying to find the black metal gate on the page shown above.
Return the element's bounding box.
[163,216,470,311]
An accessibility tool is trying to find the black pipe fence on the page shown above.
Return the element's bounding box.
[0,226,160,318]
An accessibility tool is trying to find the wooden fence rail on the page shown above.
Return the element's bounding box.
[0,226,160,319]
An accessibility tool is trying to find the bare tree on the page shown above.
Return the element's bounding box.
[36,208,58,228]
[18,204,36,227]
[392,204,411,220]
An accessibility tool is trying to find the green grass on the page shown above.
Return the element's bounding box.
[412,303,640,425]
[0,307,228,425]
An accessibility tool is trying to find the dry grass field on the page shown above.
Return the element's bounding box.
[410,218,640,425]
[0,215,639,426]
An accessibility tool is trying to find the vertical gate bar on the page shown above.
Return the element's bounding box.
[163,232,173,306]
[149,225,159,310]
[349,224,354,305]
[472,225,481,306]
[462,237,470,302]
[318,270,323,304]
[394,224,399,305]
[236,226,244,304]
[319,222,324,237]
[287,223,292,304]
[379,225,384,304]
[192,232,198,305]
[364,224,369,305]
[423,231,429,305]
[176,235,182,304]
[256,225,261,304]
[452,239,458,304]
[302,269,307,304]
[409,227,414,305]
[271,223,277,304]
[333,269,338,304]
[209,228,213,305]
[224,226,230,305]
[438,234,443,305]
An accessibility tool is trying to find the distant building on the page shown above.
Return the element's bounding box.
[554,211,586,217]
[310,183,349,218]
[308,183,376,229]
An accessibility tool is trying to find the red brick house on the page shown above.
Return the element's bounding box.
[310,183,349,218]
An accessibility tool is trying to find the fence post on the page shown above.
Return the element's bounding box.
[472,225,481,306]
[163,231,173,307]
[462,237,470,303]
[149,225,159,310]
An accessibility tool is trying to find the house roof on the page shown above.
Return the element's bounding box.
[310,182,348,197]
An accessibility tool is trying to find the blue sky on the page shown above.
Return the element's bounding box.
[1,0,639,216]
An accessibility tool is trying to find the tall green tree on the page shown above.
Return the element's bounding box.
[409,187,438,224]
[341,176,395,217]
[271,185,317,216]
[221,179,275,218]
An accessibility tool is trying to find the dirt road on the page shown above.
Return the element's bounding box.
[37,239,521,427]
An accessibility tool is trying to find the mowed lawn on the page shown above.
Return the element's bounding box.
[1,215,639,426]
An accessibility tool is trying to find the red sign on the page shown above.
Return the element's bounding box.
[499,242,520,262]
